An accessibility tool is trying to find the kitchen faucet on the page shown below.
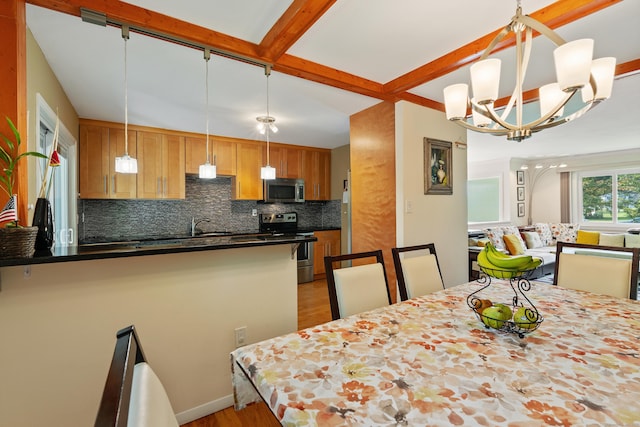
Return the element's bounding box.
[191,217,211,237]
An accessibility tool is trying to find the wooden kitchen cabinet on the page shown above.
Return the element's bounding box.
[313,229,341,278]
[185,136,236,176]
[136,131,185,199]
[269,144,302,179]
[232,141,264,200]
[302,148,331,200]
[79,124,137,199]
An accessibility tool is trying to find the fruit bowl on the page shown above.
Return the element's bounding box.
[478,265,537,280]
[468,297,543,338]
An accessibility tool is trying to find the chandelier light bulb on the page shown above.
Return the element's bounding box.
[470,58,501,104]
[443,83,468,120]
[581,57,616,102]
[539,83,565,118]
[554,39,594,92]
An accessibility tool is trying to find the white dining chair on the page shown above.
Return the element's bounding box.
[95,325,179,427]
[324,250,392,320]
[392,243,444,301]
[553,242,640,299]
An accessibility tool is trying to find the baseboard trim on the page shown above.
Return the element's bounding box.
[175,394,235,425]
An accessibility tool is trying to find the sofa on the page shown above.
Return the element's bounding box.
[475,223,640,280]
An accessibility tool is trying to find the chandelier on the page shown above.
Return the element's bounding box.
[443,1,616,142]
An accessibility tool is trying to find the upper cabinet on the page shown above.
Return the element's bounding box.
[268,144,303,179]
[302,148,331,200]
[185,136,236,176]
[137,131,185,199]
[232,141,264,200]
[79,123,137,199]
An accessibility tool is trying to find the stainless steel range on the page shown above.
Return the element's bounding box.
[259,212,314,284]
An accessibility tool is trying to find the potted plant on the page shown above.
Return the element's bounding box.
[0,116,48,258]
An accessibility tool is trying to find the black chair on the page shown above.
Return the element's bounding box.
[553,242,640,299]
[95,325,178,427]
[392,243,444,301]
[324,250,392,320]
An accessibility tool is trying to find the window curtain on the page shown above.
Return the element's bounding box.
[560,171,570,222]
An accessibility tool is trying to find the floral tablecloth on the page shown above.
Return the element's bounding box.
[231,280,640,426]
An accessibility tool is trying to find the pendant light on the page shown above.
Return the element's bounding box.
[199,49,217,179]
[258,65,276,180]
[114,25,138,174]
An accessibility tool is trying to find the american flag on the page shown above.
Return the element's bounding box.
[0,195,17,223]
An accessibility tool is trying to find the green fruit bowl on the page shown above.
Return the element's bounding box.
[473,304,543,338]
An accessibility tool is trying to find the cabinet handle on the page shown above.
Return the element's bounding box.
[112,175,116,194]
[103,175,107,194]
[163,177,167,197]
[157,178,161,196]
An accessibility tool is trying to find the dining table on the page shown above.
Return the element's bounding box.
[230,278,640,426]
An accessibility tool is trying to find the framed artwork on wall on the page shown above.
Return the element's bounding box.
[517,170,525,185]
[518,202,525,217]
[517,186,525,201]
[424,138,452,195]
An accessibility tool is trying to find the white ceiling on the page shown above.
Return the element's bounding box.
[26,1,640,162]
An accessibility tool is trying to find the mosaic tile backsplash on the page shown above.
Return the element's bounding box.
[79,175,341,243]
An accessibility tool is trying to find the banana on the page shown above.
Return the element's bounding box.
[485,243,533,270]
[477,245,543,279]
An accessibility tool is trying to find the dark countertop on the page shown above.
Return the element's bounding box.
[0,234,317,268]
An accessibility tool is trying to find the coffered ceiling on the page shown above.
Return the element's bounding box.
[26,0,640,162]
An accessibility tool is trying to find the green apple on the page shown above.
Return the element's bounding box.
[493,303,513,320]
[482,305,510,329]
[514,306,538,330]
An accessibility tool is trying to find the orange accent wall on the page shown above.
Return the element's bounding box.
[349,101,397,300]
[0,0,28,223]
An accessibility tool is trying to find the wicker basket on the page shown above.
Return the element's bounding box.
[0,226,38,259]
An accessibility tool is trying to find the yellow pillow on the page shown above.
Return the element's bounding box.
[503,234,525,255]
[576,230,600,245]
[476,238,490,247]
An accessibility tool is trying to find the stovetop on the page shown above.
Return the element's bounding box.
[259,212,298,235]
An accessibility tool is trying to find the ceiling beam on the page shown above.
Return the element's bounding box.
[383,0,622,96]
[258,0,336,62]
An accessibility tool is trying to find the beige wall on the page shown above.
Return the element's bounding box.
[395,101,468,287]
[26,28,78,218]
[0,246,298,426]
[331,144,349,201]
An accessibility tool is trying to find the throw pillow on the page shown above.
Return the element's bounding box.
[576,230,600,245]
[477,238,490,247]
[501,226,527,250]
[550,223,580,243]
[503,234,525,255]
[534,223,552,246]
[625,233,640,248]
[522,231,543,249]
[599,233,625,247]
[484,228,506,250]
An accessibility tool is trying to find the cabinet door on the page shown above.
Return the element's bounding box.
[79,124,110,199]
[213,138,236,176]
[108,128,137,199]
[302,149,331,200]
[136,131,164,199]
[233,142,263,200]
[316,151,331,200]
[185,136,206,175]
[163,134,185,199]
[313,230,341,276]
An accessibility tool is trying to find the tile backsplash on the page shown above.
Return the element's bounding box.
[79,175,341,242]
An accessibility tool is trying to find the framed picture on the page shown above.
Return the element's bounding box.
[517,186,525,201]
[424,138,453,195]
[517,170,525,185]
[518,202,525,217]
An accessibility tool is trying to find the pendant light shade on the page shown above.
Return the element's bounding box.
[199,49,216,179]
[258,65,277,180]
[115,26,138,174]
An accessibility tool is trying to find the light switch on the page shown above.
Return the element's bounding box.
[405,200,413,214]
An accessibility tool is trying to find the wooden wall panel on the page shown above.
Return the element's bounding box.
[349,101,397,300]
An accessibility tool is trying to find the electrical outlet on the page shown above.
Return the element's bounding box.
[235,326,247,348]
[251,209,258,217]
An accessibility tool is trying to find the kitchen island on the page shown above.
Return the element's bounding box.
[0,234,315,426]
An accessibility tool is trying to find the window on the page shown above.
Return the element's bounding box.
[578,169,640,225]
[468,177,501,222]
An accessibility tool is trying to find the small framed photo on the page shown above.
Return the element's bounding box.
[424,137,453,195]
[517,186,525,201]
[517,170,525,185]
[518,202,525,217]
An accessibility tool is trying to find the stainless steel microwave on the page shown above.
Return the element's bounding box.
[264,178,305,203]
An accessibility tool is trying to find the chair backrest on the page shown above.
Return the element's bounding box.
[324,250,392,320]
[95,325,179,427]
[392,243,444,301]
[553,242,640,299]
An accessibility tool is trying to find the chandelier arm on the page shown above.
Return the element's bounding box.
[516,14,567,47]
[498,26,533,126]
[530,100,601,132]
[479,25,511,61]
[450,118,511,136]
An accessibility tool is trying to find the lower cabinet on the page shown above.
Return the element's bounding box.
[313,230,341,278]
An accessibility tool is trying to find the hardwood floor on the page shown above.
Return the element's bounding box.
[181,278,332,427]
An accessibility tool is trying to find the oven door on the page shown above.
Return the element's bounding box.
[296,233,314,283]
